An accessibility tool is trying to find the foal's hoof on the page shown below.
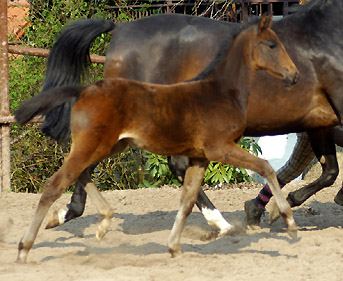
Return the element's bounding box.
[16,248,28,263]
[45,209,67,229]
[287,226,298,239]
[95,217,111,241]
[168,246,182,258]
[268,202,281,224]
[96,229,107,241]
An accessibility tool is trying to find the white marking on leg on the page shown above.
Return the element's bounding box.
[58,209,67,225]
[202,207,233,235]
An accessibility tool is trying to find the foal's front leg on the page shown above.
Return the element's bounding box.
[206,142,297,238]
[168,159,207,257]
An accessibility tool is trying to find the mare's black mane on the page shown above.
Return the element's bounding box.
[189,18,259,82]
[192,0,339,83]
[290,0,328,13]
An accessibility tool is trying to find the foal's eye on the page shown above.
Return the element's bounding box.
[269,42,277,49]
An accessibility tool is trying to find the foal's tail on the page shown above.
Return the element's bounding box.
[15,86,84,126]
[39,19,115,142]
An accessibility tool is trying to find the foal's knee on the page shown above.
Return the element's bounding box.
[258,160,276,180]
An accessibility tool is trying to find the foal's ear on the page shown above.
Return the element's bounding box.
[258,14,272,34]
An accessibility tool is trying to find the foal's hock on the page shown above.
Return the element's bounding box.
[15,16,298,262]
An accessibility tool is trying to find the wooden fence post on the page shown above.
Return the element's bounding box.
[0,0,11,193]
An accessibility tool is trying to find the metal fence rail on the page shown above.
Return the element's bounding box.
[0,0,298,193]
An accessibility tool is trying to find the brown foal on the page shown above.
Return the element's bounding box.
[15,16,298,262]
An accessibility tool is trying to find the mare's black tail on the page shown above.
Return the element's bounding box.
[39,19,115,142]
[15,86,84,126]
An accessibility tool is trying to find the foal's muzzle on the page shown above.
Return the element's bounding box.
[284,71,300,87]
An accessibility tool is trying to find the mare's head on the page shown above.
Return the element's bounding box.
[248,16,299,86]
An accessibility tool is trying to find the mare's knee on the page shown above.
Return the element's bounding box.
[168,156,189,183]
[321,166,339,186]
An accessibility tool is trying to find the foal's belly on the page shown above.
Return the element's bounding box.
[119,131,206,158]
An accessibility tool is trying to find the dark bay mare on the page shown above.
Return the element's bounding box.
[43,0,343,233]
[28,0,343,233]
[15,17,299,262]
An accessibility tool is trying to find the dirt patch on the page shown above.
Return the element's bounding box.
[1,181,343,280]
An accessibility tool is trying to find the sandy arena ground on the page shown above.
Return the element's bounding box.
[1,180,343,281]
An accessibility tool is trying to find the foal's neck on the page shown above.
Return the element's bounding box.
[210,29,255,95]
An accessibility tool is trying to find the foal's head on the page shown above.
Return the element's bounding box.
[248,16,299,86]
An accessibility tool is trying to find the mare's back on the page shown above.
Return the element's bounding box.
[104,14,239,84]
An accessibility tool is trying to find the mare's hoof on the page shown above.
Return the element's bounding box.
[334,189,343,206]
[203,224,245,241]
[45,209,67,229]
[201,230,219,241]
[244,199,264,227]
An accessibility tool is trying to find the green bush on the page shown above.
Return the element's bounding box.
[10,0,260,193]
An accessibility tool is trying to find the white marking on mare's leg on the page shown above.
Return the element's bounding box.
[58,209,67,225]
[202,207,233,236]
[46,208,68,229]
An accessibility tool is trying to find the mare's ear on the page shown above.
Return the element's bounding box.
[258,14,272,34]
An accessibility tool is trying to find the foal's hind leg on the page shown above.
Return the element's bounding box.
[206,143,297,238]
[17,136,123,263]
[17,154,91,263]
[46,140,129,229]
[168,159,208,257]
[45,169,91,229]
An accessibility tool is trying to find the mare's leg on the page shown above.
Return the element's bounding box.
[333,126,343,205]
[207,142,297,238]
[287,128,338,206]
[168,159,208,257]
[168,156,233,236]
[245,133,314,226]
[269,127,338,223]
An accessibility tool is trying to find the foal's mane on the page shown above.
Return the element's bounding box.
[189,18,258,82]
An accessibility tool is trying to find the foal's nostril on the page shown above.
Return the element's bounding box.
[292,72,300,85]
